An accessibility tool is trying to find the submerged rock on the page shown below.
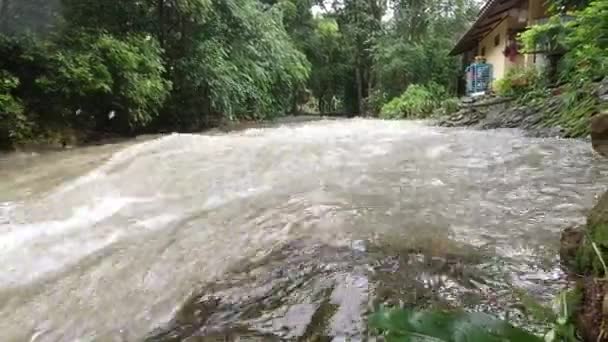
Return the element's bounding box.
[145,238,550,341]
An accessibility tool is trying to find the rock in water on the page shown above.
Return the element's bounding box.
[591,113,608,157]
[560,226,584,272]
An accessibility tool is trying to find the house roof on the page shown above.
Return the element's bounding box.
[450,0,522,55]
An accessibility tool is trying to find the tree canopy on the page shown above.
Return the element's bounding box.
[0,0,478,148]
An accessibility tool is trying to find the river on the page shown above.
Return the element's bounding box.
[0,119,607,341]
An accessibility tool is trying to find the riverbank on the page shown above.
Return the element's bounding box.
[436,79,608,341]
[436,78,608,140]
[557,189,608,342]
[436,95,565,138]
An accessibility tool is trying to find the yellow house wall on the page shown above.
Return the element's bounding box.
[471,0,549,84]
[478,15,542,82]
[478,18,509,81]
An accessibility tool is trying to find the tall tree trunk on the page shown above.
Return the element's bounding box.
[291,90,298,115]
[355,58,364,115]
[367,67,375,116]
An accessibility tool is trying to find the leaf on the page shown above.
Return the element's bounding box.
[369,308,543,342]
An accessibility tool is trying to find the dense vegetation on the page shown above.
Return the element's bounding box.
[0,0,477,149]
[2,0,602,147]
[495,0,607,137]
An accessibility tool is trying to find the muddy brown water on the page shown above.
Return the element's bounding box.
[1,119,607,341]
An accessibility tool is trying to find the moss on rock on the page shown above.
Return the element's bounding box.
[567,191,608,341]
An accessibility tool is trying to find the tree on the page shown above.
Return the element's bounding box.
[60,0,310,128]
[307,17,350,112]
[334,0,386,114]
[372,0,477,105]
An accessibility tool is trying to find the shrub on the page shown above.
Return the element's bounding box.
[518,0,607,86]
[368,89,389,115]
[543,84,598,137]
[38,31,171,132]
[493,67,547,98]
[560,0,608,85]
[440,97,460,115]
[519,16,568,56]
[0,70,30,148]
[380,83,447,119]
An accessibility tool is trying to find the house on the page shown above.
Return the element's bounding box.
[450,0,551,94]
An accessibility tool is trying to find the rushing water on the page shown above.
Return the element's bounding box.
[0,119,607,341]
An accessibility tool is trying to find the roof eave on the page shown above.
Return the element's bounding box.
[450,0,519,55]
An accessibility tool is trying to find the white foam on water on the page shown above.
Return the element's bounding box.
[0,196,141,285]
[0,119,607,341]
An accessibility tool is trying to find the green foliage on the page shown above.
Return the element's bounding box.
[493,68,547,98]
[367,0,477,113]
[0,70,22,113]
[510,0,606,138]
[440,98,461,115]
[560,0,608,84]
[515,289,557,324]
[0,70,30,147]
[380,84,450,119]
[170,1,309,125]
[0,0,480,145]
[0,0,314,147]
[577,223,608,276]
[520,0,607,86]
[575,192,608,276]
[368,89,390,114]
[544,289,582,342]
[38,32,170,131]
[369,308,542,342]
[0,34,50,147]
[373,38,462,100]
[541,85,598,137]
[514,288,582,342]
[519,17,568,55]
[306,17,350,113]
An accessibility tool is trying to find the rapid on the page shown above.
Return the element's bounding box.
[1,119,607,341]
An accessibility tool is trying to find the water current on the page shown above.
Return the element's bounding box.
[1,119,607,341]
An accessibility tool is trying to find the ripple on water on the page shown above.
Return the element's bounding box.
[0,120,606,341]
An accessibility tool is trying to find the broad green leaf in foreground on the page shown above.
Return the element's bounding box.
[369,308,543,342]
